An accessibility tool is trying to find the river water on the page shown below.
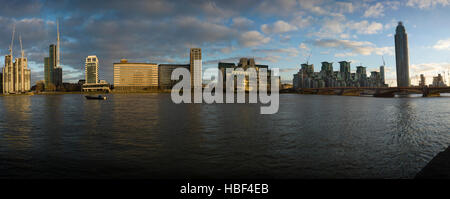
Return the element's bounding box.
[0,93,449,179]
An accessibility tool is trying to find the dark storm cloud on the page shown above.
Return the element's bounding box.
[0,0,280,83]
[0,0,42,18]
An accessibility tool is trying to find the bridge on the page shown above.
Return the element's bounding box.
[295,86,450,97]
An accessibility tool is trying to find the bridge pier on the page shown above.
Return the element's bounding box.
[373,92,394,97]
[423,92,440,97]
[373,89,395,97]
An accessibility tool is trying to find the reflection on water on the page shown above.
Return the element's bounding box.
[0,94,449,179]
[0,96,32,151]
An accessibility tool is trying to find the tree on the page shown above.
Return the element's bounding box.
[34,80,45,92]
[45,83,56,91]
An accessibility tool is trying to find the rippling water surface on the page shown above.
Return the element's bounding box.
[0,94,449,179]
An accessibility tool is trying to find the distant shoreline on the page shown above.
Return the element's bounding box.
[1,90,448,97]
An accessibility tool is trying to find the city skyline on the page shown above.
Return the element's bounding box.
[2,0,450,86]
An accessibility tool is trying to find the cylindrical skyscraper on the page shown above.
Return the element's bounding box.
[395,21,410,87]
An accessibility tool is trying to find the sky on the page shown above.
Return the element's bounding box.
[1,0,450,86]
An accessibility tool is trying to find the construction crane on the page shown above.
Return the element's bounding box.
[19,35,24,58]
[57,18,60,68]
[305,49,312,64]
[9,24,15,57]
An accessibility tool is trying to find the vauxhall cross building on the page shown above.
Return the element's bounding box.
[395,21,410,87]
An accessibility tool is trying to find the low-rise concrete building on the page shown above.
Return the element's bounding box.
[158,64,190,89]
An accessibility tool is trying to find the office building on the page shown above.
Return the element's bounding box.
[419,74,426,87]
[85,55,99,84]
[44,44,62,89]
[190,48,202,88]
[395,21,410,87]
[293,61,387,89]
[44,20,63,90]
[218,58,276,91]
[432,74,446,87]
[339,61,351,81]
[113,59,158,90]
[158,64,190,89]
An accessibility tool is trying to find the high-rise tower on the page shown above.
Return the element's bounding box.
[44,20,63,90]
[2,25,31,94]
[395,21,410,87]
[190,48,202,89]
[85,55,99,84]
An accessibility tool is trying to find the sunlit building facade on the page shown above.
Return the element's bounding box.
[85,55,99,84]
[432,74,446,87]
[113,59,158,90]
[44,44,62,90]
[190,48,202,89]
[3,43,31,94]
[218,58,276,91]
[293,61,387,89]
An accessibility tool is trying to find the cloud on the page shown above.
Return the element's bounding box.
[256,0,298,16]
[409,62,450,85]
[433,38,450,50]
[261,20,298,34]
[231,17,254,29]
[406,0,450,9]
[259,55,282,63]
[314,18,383,39]
[252,48,299,57]
[299,43,309,50]
[347,20,383,34]
[335,2,355,13]
[0,0,43,18]
[364,2,384,18]
[239,31,271,47]
[385,1,401,10]
[280,35,291,42]
[311,38,394,57]
[290,15,312,29]
[203,55,280,65]
[0,0,431,84]
[335,52,357,57]
[279,67,299,73]
[298,0,332,16]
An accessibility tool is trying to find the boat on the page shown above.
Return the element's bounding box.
[85,95,107,100]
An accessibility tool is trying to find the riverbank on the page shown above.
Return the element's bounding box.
[2,90,449,97]
[0,90,169,96]
[416,146,450,178]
